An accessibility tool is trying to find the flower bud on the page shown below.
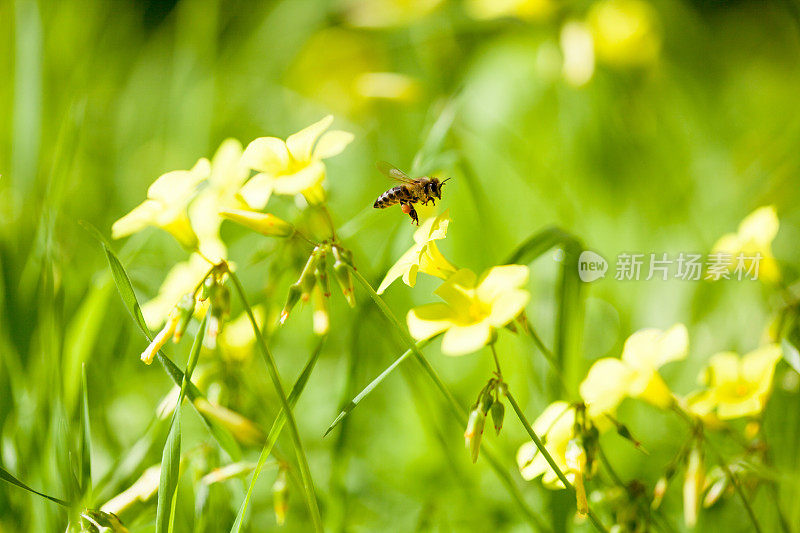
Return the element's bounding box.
[315,249,331,298]
[683,445,704,527]
[332,254,356,307]
[312,286,329,336]
[219,208,294,237]
[464,408,486,463]
[141,309,181,364]
[651,476,668,510]
[702,469,728,508]
[298,252,318,302]
[280,284,303,325]
[199,276,214,301]
[273,465,289,526]
[172,293,197,343]
[490,401,505,435]
[566,438,589,517]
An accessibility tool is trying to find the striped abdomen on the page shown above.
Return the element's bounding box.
[373,185,417,208]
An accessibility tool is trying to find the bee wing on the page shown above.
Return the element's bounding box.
[376,161,415,184]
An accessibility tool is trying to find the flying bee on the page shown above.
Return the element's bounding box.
[372,161,451,225]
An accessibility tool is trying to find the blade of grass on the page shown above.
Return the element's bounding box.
[226,269,323,533]
[79,364,92,501]
[346,265,549,532]
[230,337,324,533]
[84,223,242,461]
[0,466,69,507]
[156,313,208,533]
[323,339,431,437]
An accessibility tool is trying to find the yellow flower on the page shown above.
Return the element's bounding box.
[377,209,456,294]
[407,265,530,356]
[466,0,556,21]
[219,208,294,238]
[141,253,211,329]
[561,21,596,87]
[588,0,661,68]
[239,116,353,209]
[711,205,780,283]
[580,324,688,419]
[689,345,782,420]
[112,158,211,249]
[516,401,576,488]
[189,139,250,263]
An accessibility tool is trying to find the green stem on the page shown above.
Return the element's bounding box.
[227,268,324,532]
[704,438,763,533]
[504,391,609,533]
[670,404,762,533]
[347,266,549,533]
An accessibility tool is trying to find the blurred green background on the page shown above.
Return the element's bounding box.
[2,0,800,531]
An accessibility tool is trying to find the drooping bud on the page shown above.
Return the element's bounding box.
[464,408,486,463]
[199,276,214,301]
[172,293,197,343]
[702,467,728,508]
[298,251,318,302]
[490,401,505,435]
[566,438,589,517]
[332,246,355,307]
[683,445,704,527]
[141,308,181,364]
[652,476,668,510]
[314,248,331,298]
[219,208,294,237]
[273,465,289,526]
[279,284,303,325]
[312,286,329,336]
[205,280,230,349]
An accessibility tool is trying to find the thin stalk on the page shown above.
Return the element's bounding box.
[704,438,763,533]
[504,391,609,533]
[226,268,324,532]
[523,326,573,399]
[671,404,763,533]
[347,266,549,532]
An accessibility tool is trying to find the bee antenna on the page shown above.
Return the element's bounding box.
[441,177,452,184]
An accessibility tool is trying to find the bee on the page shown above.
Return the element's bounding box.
[372,161,451,225]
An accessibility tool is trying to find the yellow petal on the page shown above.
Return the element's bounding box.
[377,244,422,294]
[434,268,477,309]
[147,159,210,202]
[241,137,290,174]
[717,396,764,420]
[579,358,634,419]
[209,138,247,190]
[417,241,457,280]
[272,161,326,195]
[705,352,740,387]
[517,441,547,480]
[440,321,492,356]
[631,370,674,409]
[286,115,333,162]
[741,344,781,391]
[407,303,455,341]
[621,323,688,371]
[401,264,420,288]
[159,212,199,250]
[476,264,529,302]
[738,205,778,247]
[413,209,450,244]
[313,130,354,160]
[112,200,161,239]
[486,288,530,327]
[238,173,274,209]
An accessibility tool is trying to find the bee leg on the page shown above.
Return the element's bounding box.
[408,204,419,225]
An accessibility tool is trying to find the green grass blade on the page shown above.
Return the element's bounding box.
[504,226,575,265]
[0,466,69,507]
[79,363,92,500]
[84,223,242,460]
[227,270,323,532]
[230,337,324,533]
[323,339,430,438]
[156,313,208,533]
